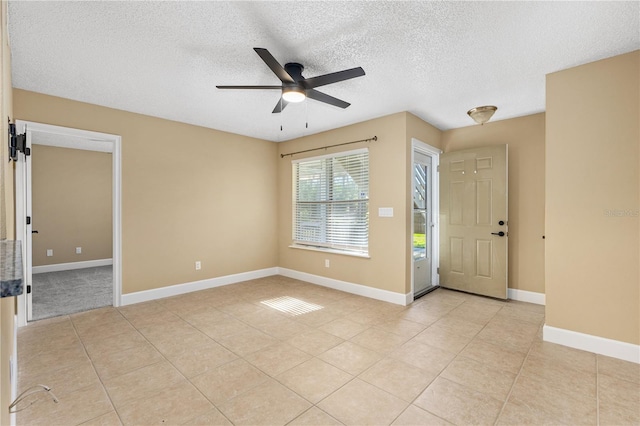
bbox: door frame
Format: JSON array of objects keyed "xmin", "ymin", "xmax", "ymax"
[
  {"xmin": 411, "ymin": 138, "xmax": 441, "ymax": 299},
  {"xmin": 15, "ymin": 121, "xmax": 122, "ymax": 326}
]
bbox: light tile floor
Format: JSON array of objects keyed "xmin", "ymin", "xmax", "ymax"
[{"xmin": 15, "ymin": 276, "xmax": 640, "ymax": 425}]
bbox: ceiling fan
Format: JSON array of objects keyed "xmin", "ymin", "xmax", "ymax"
[{"xmin": 216, "ymin": 48, "xmax": 365, "ymax": 113}]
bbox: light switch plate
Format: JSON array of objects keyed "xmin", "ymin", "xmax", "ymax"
[{"xmin": 378, "ymin": 207, "xmax": 394, "ymax": 217}]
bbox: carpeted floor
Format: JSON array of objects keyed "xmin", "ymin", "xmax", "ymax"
[{"xmin": 31, "ymin": 266, "xmax": 113, "ymax": 321}]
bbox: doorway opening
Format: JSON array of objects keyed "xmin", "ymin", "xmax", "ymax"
[
  {"xmin": 411, "ymin": 139, "xmax": 441, "ymax": 300},
  {"xmin": 15, "ymin": 121, "xmax": 122, "ymax": 326}
]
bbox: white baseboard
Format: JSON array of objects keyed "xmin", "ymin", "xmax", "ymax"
[
  {"xmin": 404, "ymin": 292, "xmax": 414, "ymax": 305},
  {"xmin": 278, "ymin": 267, "xmax": 411, "ymax": 306},
  {"xmin": 543, "ymin": 325, "xmax": 640, "ymax": 364},
  {"xmin": 508, "ymin": 288, "xmax": 545, "ymax": 305},
  {"xmin": 120, "ymin": 267, "xmax": 279, "ymax": 306},
  {"xmin": 33, "ymin": 258, "xmax": 113, "ymax": 274}
]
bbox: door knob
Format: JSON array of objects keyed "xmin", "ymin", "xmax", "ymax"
[
  {"xmin": 32, "ymin": 230, "xmax": 39, "ymax": 234},
  {"xmin": 491, "ymin": 231, "xmax": 505, "ymax": 237}
]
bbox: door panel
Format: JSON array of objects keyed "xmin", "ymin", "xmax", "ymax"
[
  {"xmin": 439, "ymin": 145, "xmax": 508, "ymax": 299},
  {"xmin": 476, "ymin": 180, "xmax": 492, "ymax": 225},
  {"xmin": 450, "ymin": 181, "xmax": 464, "ymax": 225},
  {"xmin": 450, "ymin": 237, "xmax": 464, "ymax": 273},
  {"xmin": 476, "ymin": 239, "xmax": 492, "ymax": 278}
]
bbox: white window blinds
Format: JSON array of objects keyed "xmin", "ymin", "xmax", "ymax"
[{"xmin": 293, "ymin": 149, "xmax": 369, "ymax": 255}]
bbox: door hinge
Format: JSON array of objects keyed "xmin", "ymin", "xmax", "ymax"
[
  {"xmin": 437, "ymin": 267, "xmax": 440, "ymax": 274},
  {"xmin": 8, "ymin": 122, "xmax": 28, "ymax": 160},
  {"xmin": 26, "ymin": 285, "xmax": 31, "ymax": 294},
  {"xmin": 436, "ymin": 165, "xmax": 440, "ymax": 172},
  {"xmin": 26, "ymin": 216, "xmax": 31, "ymax": 225}
]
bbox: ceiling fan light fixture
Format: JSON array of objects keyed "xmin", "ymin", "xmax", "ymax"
[
  {"xmin": 467, "ymin": 105, "xmax": 497, "ymax": 125},
  {"xmin": 282, "ymin": 86, "xmax": 306, "ymax": 103}
]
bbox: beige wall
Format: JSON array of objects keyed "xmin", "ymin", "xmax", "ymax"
[
  {"xmin": 442, "ymin": 113, "xmax": 546, "ymax": 294},
  {"xmin": 31, "ymin": 145, "xmax": 112, "ymax": 266},
  {"xmin": 278, "ymin": 112, "xmax": 442, "ymax": 296},
  {"xmin": 14, "ymin": 89, "xmax": 279, "ymax": 294},
  {"xmin": 546, "ymin": 51, "xmax": 639, "ymax": 345},
  {"xmin": 1, "ymin": 1, "xmax": 15, "ymax": 424}
]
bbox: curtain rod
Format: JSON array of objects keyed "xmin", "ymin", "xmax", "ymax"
[{"xmin": 280, "ymin": 136, "xmax": 377, "ymax": 158}]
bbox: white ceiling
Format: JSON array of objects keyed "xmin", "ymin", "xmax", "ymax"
[{"xmin": 8, "ymin": 1, "xmax": 639, "ymax": 142}]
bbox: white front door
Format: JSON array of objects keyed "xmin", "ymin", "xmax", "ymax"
[
  {"xmin": 439, "ymin": 145, "xmax": 508, "ymax": 299},
  {"xmin": 413, "ymin": 150, "xmax": 436, "ymax": 297}
]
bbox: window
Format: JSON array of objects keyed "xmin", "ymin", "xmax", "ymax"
[{"xmin": 293, "ymin": 148, "xmax": 369, "ymax": 255}]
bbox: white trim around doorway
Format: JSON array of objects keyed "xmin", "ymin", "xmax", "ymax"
[
  {"xmin": 14, "ymin": 121, "xmax": 122, "ymax": 327},
  {"xmin": 410, "ymin": 139, "xmax": 442, "ymax": 301}
]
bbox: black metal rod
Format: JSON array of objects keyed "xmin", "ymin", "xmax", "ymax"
[{"xmin": 280, "ymin": 136, "xmax": 377, "ymax": 158}]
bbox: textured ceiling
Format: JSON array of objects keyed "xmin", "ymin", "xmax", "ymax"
[{"xmin": 8, "ymin": 1, "xmax": 639, "ymax": 142}]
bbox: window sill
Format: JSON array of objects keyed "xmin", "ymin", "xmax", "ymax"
[{"xmin": 288, "ymin": 244, "xmax": 370, "ymax": 259}]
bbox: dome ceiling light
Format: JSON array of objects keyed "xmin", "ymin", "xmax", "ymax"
[{"xmin": 467, "ymin": 106, "xmax": 498, "ymax": 125}]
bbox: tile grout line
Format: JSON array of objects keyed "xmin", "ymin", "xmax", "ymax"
[
  {"xmin": 179, "ymin": 299, "xmax": 326, "ymax": 403},
  {"xmin": 118, "ymin": 304, "xmax": 238, "ymax": 425},
  {"xmin": 174, "ymin": 293, "xmax": 358, "ymax": 416},
  {"xmin": 288, "ymin": 346, "xmax": 387, "ymax": 424},
  {"xmin": 183, "ymin": 293, "xmax": 374, "ymax": 424},
  {"xmin": 190, "ymin": 290, "xmax": 533, "ymax": 421},
  {"xmin": 387, "ymin": 306, "xmax": 464, "ymax": 424},
  {"xmin": 27, "ymin": 301, "xmax": 334, "ymax": 425},
  {"xmin": 239, "ymin": 302, "xmax": 417, "ymax": 424},
  {"xmin": 110, "ymin": 303, "xmax": 231, "ymax": 418},
  {"xmin": 424, "ymin": 299, "xmax": 505, "ymax": 424},
  {"xmin": 22, "ymin": 284, "xmax": 553, "ymax": 426},
  {"xmin": 68, "ymin": 312, "xmax": 126, "ymax": 426},
  {"xmin": 493, "ymin": 323, "xmax": 539, "ymax": 425},
  {"xmin": 241, "ymin": 308, "xmax": 370, "ymax": 422},
  {"xmin": 385, "ymin": 297, "xmax": 502, "ymax": 425},
  {"xmin": 156, "ymin": 294, "xmax": 327, "ymax": 418}
]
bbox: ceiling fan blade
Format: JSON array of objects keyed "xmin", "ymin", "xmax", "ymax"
[
  {"xmin": 306, "ymin": 89, "xmax": 351, "ymax": 109},
  {"xmin": 302, "ymin": 67, "xmax": 365, "ymax": 89},
  {"xmin": 272, "ymin": 98, "xmax": 289, "ymax": 114},
  {"xmin": 254, "ymin": 48, "xmax": 295, "ymax": 84},
  {"xmin": 216, "ymin": 85, "xmax": 282, "ymax": 90}
]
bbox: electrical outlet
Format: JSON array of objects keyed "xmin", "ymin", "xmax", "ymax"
[
  {"xmin": 195, "ymin": 261, "xmax": 201, "ymax": 270},
  {"xmin": 325, "ymin": 259, "xmax": 330, "ymax": 268},
  {"xmin": 46, "ymin": 249, "xmax": 53, "ymax": 257},
  {"xmin": 76, "ymin": 247, "xmax": 82, "ymax": 254}
]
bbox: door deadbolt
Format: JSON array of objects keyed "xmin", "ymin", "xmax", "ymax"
[{"xmin": 498, "ymin": 220, "xmax": 505, "ymax": 226}]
